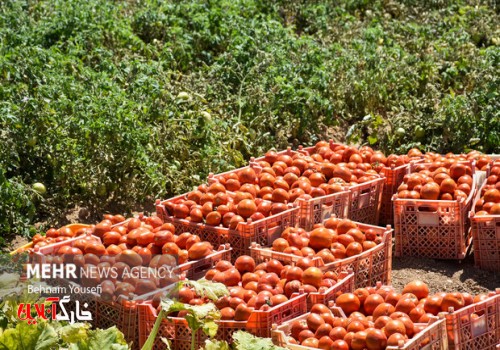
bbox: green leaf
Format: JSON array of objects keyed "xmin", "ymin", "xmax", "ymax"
[
  {"xmin": 202, "ymin": 321, "xmax": 218, "ymax": 338},
  {"xmin": 34, "ymin": 323, "xmax": 58, "ymax": 350},
  {"xmin": 59, "ymin": 323, "xmax": 91, "ymax": 344},
  {"xmin": 202, "ymin": 338, "xmax": 230, "ymax": 350},
  {"xmin": 183, "ymin": 280, "xmax": 229, "ymax": 302},
  {"xmin": 87, "ymin": 327, "xmax": 128, "ymax": 350},
  {"xmin": 368, "ymin": 135, "xmax": 378, "ymax": 145},
  {"xmin": 0, "ymin": 321, "xmax": 57, "ymax": 350},
  {"xmin": 232, "ymin": 331, "xmax": 286, "ymax": 350}
]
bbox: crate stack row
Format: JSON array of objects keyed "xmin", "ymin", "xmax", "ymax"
[{"xmin": 12, "ymin": 143, "xmax": 500, "ymax": 350}]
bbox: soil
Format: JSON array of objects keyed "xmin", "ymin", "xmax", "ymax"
[{"xmin": 391, "ymin": 254, "xmax": 500, "ymax": 294}]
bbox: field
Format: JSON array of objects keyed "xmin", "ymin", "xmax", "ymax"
[
  {"xmin": 0, "ymin": 0, "xmax": 499, "ymax": 242},
  {"xmin": 1, "ymin": 0, "xmax": 500, "ymax": 341}
]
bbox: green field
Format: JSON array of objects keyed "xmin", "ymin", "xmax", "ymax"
[{"xmin": 0, "ymin": 0, "xmax": 498, "ymax": 240}]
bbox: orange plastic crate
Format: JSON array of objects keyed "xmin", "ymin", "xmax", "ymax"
[
  {"xmin": 470, "ymin": 182, "xmax": 500, "ymax": 271},
  {"xmin": 296, "ymin": 189, "xmax": 350, "ymax": 230},
  {"xmin": 271, "ymin": 308, "xmax": 447, "ymax": 350},
  {"xmin": 218, "ymin": 150, "xmax": 351, "ymax": 231},
  {"xmin": 348, "ymin": 176, "xmax": 384, "ymax": 225},
  {"xmin": 94, "ymin": 298, "xmax": 140, "ymax": 349},
  {"xmin": 138, "ymin": 292, "xmax": 308, "ymax": 349},
  {"xmin": 444, "ymin": 289, "xmax": 500, "ymax": 350},
  {"xmin": 250, "ymin": 221, "xmax": 393, "ymax": 288},
  {"xmin": 393, "ymin": 161, "xmax": 477, "ymax": 260},
  {"xmin": 297, "ymin": 142, "xmax": 385, "ymax": 225},
  {"xmin": 30, "ymin": 233, "xmax": 102, "ymax": 275},
  {"xmin": 156, "ymin": 196, "xmax": 299, "ymax": 260},
  {"xmin": 378, "ymin": 159, "xmax": 424, "ymax": 226},
  {"xmin": 39, "ymin": 279, "xmax": 141, "ymax": 349}
]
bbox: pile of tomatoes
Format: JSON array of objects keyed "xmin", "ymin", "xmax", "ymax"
[
  {"xmin": 33, "ymin": 214, "xmax": 222, "ymax": 301},
  {"xmin": 474, "ymin": 160, "xmax": 500, "ymax": 215},
  {"xmin": 162, "ymin": 145, "xmax": 388, "ymax": 229},
  {"xmin": 302, "ymin": 142, "xmax": 414, "ymax": 172},
  {"xmin": 283, "ymin": 280, "xmax": 490, "ymax": 349},
  {"xmin": 268, "ymin": 217, "xmax": 384, "ymax": 262},
  {"xmin": 395, "ymin": 161, "xmax": 474, "ymax": 201}
]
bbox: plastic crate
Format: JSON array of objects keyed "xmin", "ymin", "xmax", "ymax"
[
  {"xmin": 393, "ymin": 175, "xmax": 477, "ymax": 260},
  {"xmin": 296, "ymin": 189, "xmax": 350, "ymax": 230},
  {"xmin": 348, "ymin": 176, "xmax": 385, "ymax": 225},
  {"xmin": 444, "ymin": 289, "xmax": 500, "ymax": 350},
  {"xmin": 306, "ymin": 271, "xmax": 355, "ymax": 311},
  {"xmin": 378, "ymin": 159, "xmax": 425, "ymax": 226},
  {"xmin": 138, "ymin": 292, "xmax": 308, "ymax": 349},
  {"xmin": 11, "ymin": 223, "xmax": 92, "ymax": 256},
  {"xmin": 470, "ymin": 182, "xmax": 500, "ymax": 271},
  {"xmin": 250, "ymin": 221, "xmax": 393, "ymax": 288},
  {"xmin": 94, "ymin": 297, "xmax": 141, "ymax": 349},
  {"xmin": 271, "ymin": 309, "xmax": 447, "ymax": 350},
  {"xmin": 38, "ymin": 277, "xmax": 141, "ymax": 349},
  {"xmin": 30, "ymin": 233, "xmax": 101, "ymax": 265},
  {"xmin": 297, "ymin": 142, "xmax": 385, "ymax": 225},
  {"xmin": 156, "ymin": 196, "xmax": 299, "ymax": 260},
  {"xmin": 228, "ymin": 205, "xmax": 298, "ymax": 259}
]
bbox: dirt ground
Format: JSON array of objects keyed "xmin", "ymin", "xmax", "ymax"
[{"xmin": 391, "ymin": 254, "xmax": 500, "ymax": 294}]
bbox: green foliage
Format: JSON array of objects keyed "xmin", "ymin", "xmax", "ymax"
[
  {"xmin": 0, "ymin": 281, "xmax": 129, "ymax": 349},
  {"xmin": 184, "ymin": 279, "xmax": 230, "ymax": 302},
  {"xmin": 0, "ymin": 169, "xmax": 37, "ymax": 239},
  {"xmin": 0, "ymin": 0, "xmax": 498, "ymax": 239},
  {"xmin": 202, "ymin": 331, "xmax": 287, "ymax": 350}
]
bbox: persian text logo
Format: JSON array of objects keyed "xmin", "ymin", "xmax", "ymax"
[{"xmin": 17, "ymin": 296, "xmax": 92, "ymax": 325}]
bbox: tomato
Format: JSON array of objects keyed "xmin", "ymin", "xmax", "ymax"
[
  {"xmin": 366, "ymin": 328, "xmax": 387, "ymax": 350},
  {"xmin": 364, "ymin": 293, "xmax": 385, "ymax": 315},
  {"xmin": 402, "ymin": 280, "xmax": 429, "ymax": 300},
  {"xmin": 385, "ymin": 319, "xmax": 406, "ymax": 337},
  {"xmin": 234, "ymin": 304, "xmax": 253, "ymax": 321},
  {"xmin": 441, "ymin": 292, "xmax": 465, "ymax": 312},
  {"xmin": 32, "ymin": 182, "xmax": 46, "ymax": 195},
  {"xmin": 220, "ymin": 307, "xmax": 235, "ymax": 320},
  {"xmin": 309, "ymin": 227, "xmax": 334, "ymax": 250},
  {"xmin": 336, "ymin": 293, "xmax": 361, "ymax": 315},
  {"xmin": 116, "ymin": 249, "xmax": 143, "ymax": 267}
]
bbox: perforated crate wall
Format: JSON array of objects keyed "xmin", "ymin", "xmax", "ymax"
[
  {"xmin": 139, "ymin": 292, "xmax": 308, "ymax": 349},
  {"xmin": 471, "ymin": 182, "xmax": 500, "ymax": 271},
  {"xmin": 296, "ymin": 189, "xmax": 350, "ymax": 230},
  {"xmin": 393, "ymin": 193, "xmax": 474, "ymax": 260},
  {"xmin": 348, "ymin": 177, "xmax": 384, "ymax": 225},
  {"xmin": 251, "ymin": 221, "xmax": 393, "ymax": 289},
  {"xmin": 228, "ymin": 206, "xmax": 299, "ymax": 259},
  {"xmin": 378, "ymin": 160, "xmax": 424, "ymax": 226},
  {"xmin": 471, "ymin": 214, "xmax": 500, "ymax": 271},
  {"xmin": 445, "ymin": 290, "xmax": 500, "ymax": 350},
  {"xmin": 139, "ymin": 303, "xmax": 207, "ymax": 350}
]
